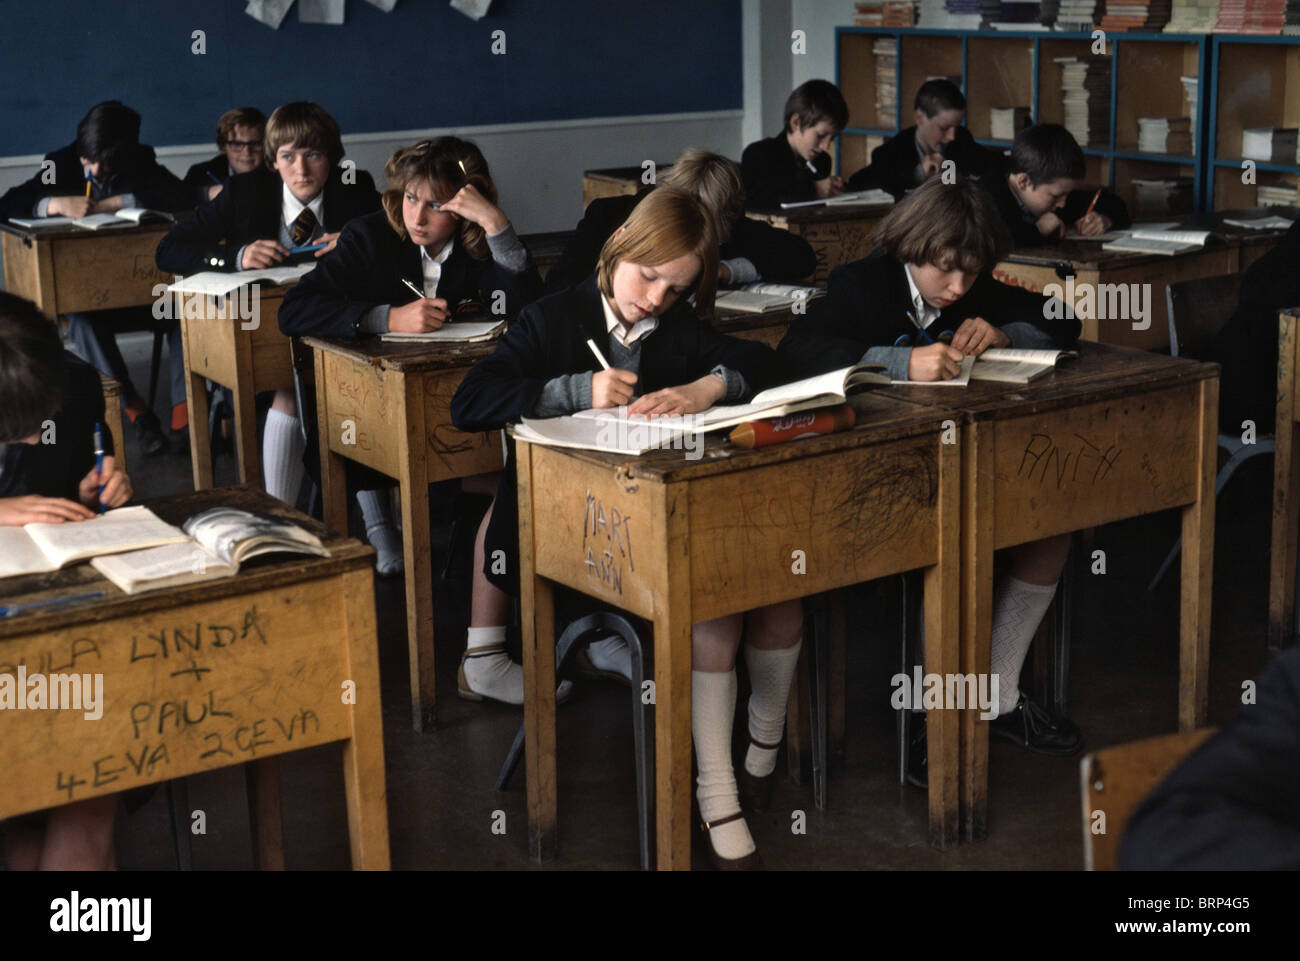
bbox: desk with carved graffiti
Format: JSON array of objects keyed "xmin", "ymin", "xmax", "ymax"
[
  {"xmin": 894, "ymin": 342, "xmax": 1218, "ymax": 842},
  {"xmin": 0, "ymin": 222, "xmax": 173, "ymax": 318},
  {"xmin": 745, "ymin": 202, "xmax": 893, "ymax": 285},
  {"xmin": 515, "ymin": 393, "xmax": 962, "ymax": 869},
  {"xmin": 302, "ymin": 336, "xmax": 504, "ymax": 733}
]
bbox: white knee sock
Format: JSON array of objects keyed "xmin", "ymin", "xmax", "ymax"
[
  {"xmin": 743, "ymin": 642, "xmax": 802, "ymax": 777},
  {"xmin": 692, "ymin": 669, "xmax": 755, "ymax": 860},
  {"xmin": 357, "ymin": 488, "xmax": 403, "ymax": 575},
  {"xmin": 990, "ymin": 576, "xmax": 1058, "ymax": 715},
  {"xmin": 262, "ymin": 409, "xmax": 305, "ymax": 506},
  {"xmin": 463, "ymin": 625, "xmax": 521, "ymax": 703}
]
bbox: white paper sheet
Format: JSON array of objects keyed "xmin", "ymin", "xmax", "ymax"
[
  {"xmin": 299, "ymin": 0, "xmax": 345, "ymax": 24},
  {"xmin": 245, "ymin": 0, "xmax": 295, "ymax": 29}
]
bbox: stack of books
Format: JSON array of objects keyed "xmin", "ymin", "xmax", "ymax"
[
  {"xmin": 1138, "ymin": 117, "xmax": 1192, "ymax": 155},
  {"xmin": 1215, "ymin": 0, "xmax": 1287, "ymax": 32},
  {"xmin": 874, "ymin": 38, "xmax": 898, "ymax": 129},
  {"xmin": 1100, "ymin": 0, "xmax": 1172, "ymax": 30},
  {"xmin": 1039, "ymin": 0, "xmax": 1061, "ymax": 25},
  {"xmin": 1163, "ymin": 0, "xmax": 1220, "ymax": 31},
  {"xmin": 1259, "ymin": 182, "xmax": 1299, "ymax": 206},
  {"xmin": 1286, "ymin": 0, "xmax": 1300, "ymax": 35},
  {"xmin": 991, "ymin": 106, "xmax": 1032, "ymax": 140},
  {"xmin": 987, "ymin": 0, "xmax": 1049, "ymax": 27},
  {"xmin": 915, "ymin": 0, "xmax": 951, "ymax": 26},
  {"xmin": 1054, "ymin": 0, "xmax": 1103, "ymax": 28},
  {"xmin": 1242, "ymin": 127, "xmax": 1298, "ymax": 163},
  {"xmin": 853, "ymin": 1, "xmax": 885, "ymax": 25},
  {"xmin": 883, "ymin": 0, "xmax": 918, "ymax": 25},
  {"xmin": 1055, "ymin": 56, "xmax": 1111, "ymax": 148},
  {"xmin": 938, "ymin": 0, "xmax": 987, "ymax": 28},
  {"xmin": 1181, "ymin": 76, "xmax": 1198, "ymax": 150},
  {"xmin": 1133, "ymin": 178, "xmax": 1194, "ymax": 217}
]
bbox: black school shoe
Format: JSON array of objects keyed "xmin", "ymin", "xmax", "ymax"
[
  {"xmin": 133, "ymin": 410, "xmax": 168, "ymax": 457},
  {"xmin": 989, "ymin": 693, "xmax": 1082, "ymax": 756}
]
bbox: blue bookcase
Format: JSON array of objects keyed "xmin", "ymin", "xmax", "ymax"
[{"xmin": 835, "ymin": 27, "xmax": 1212, "ymax": 211}]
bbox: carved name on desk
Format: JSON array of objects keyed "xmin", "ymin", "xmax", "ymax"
[
  {"xmin": 583, "ymin": 490, "xmax": 634, "ymax": 595},
  {"xmin": 1017, "ymin": 432, "xmax": 1122, "ymax": 489}
]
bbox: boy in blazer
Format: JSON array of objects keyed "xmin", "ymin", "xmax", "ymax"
[
  {"xmin": 544, "ymin": 148, "xmax": 816, "ymax": 295},
  {"xmin": 181, "ymin": 107, "xmax": 267, "ymax": 205},
  {"xmin": 741, "ymin": 80, "xmax": 850, "ymax": 210}
]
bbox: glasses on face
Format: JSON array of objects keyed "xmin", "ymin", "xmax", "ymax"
[{"xmin": 226, "ymin": 140, "xmax": 264, "ymax": 153}]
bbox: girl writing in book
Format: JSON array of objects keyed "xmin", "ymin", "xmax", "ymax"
[
  {"xmin": 277, "ymin": 136, "xmax": 542, "ymax": 573},
  {"xmin": 779, "ymin": 176, "xmax": 1085, "ymax": 758},
  {"xmin": 451, "ymin": 187, "xmax": 795, "ymax": 869}
]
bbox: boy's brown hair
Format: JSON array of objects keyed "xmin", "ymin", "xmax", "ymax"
[
  {"xmin": 782, "ymin": 80, "xmax": 849, "ymax": 134},
  {"xmin": 0, "ymin": 291, "xmax": 64, "ymax": 444},
  {"xmin": 873, "ymin": 176, "xmax": 1012, "ymax": 273},
  {"xmin": 264, "ymin": 102, "xmax": 344, "ymax": 166},
  {"xmin": 596, "ymin": 186, "xmax": 718, "ymax": 314},
  {"xmin": 659, "ymin": 148, "xmax": 745, "ymax": 245},
  {"xmin": 380, "ymin": 137, "xmax": 498, "ymax": 260},
  {"xmin": 216, "ymin": 107, "xmax": 266, "ymax": 149}
]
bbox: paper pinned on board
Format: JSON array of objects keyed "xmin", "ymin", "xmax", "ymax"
[
  {"xmin": 450, "ymin": 0, "xmax": 492, "ymax": 20},
  {"xmin": 299, "ymin": 0, "xmax": 345, "ymax": 24},
  {"xmin": 361, "ymin": 0, "xmax": 399, "ymax": 10},
  {"xmin": 245, "ymin": 0, "xmax": 295, "ymax": 30}
]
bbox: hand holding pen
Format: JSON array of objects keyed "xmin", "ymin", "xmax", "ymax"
[{"xmin": 388, "ymin": 279, "xmax": 449, "ymax": 332}]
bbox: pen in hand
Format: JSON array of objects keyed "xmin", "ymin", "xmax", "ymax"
[
  {"xmin": 586, "ymin": 338, "xmax": 612, "ymax": 370},
  {"xmin": 93, "ymin": 422, "xmax": 106, "ymax": 514}
]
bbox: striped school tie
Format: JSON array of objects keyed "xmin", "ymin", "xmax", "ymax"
[{"xmin": 290, "ymin": 208, "xmax": 318, "ymax": 246}]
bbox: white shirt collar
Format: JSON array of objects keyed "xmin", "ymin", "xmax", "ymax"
[
  {"xmin": 601, "ymin": 293, "xmax": 659, "ymax": 349},
  {"xmin": 282, "ymin": 182, "xmax": 325, "ymax": 231},
  {"xmin": 420, "ymin": 239, "xmax": 455, "ymax": 268},
  {"xmin": 903, "ymin": 264, "xmax": 941, "ymax": 329}
]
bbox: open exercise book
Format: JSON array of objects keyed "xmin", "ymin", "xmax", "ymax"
[
  {"xmin": 1102, "ymin": 226, "xmax": 1219, "ymax": 256},
  {"xmin": 892, "ymin": 349, "xmax": 1075, "ymax": 387},
  {"xmin": 513, "ymin": 363, "xmax": 890, "ymax": 454},
  {"xmin": 715, "ymin": 283, "xmax": 824, "ymax": 314},
  {"xmin": 90, "ymin": 507, "xmax": 330, "ymax": 594},
  {"xmin": 779, "ymin": 188, "xmax": 894, "ymax": 210},
  {"xmin": 165, "ymin": 264, "xmax": 316, "ymax": 298},
  {"xmin": 10, "ymin": 208, "xmax": 174, "ymax": 230},
  {"xmin": 0, "ymin": 506, "xmax": 188, "ymax": 579},
  {"xmin": 380, "ymin": 319, "xmax": 505, "ymax": 343}
]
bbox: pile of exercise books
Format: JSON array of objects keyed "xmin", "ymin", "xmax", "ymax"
[
  {"xmin": 853, "ymin": 1, "xmax": 884, "ymax": 24},
  {"xmin": 1215, "ymin": 0, "xmax": 1287, "ymax": 32},
  {"xmin": 874, "ymin": 37, "xmax": 898, "ymax": 128},
  {"xmin": 916, "ymin": 0, "xmax": 984, "ymax": 28},
  {"xmin": 1054, "ymin": 0, "xmax": 1103, "ymax": 28},
  {"xmin": 1100, "ymin": 0, "xmax": 1172, "ymax": 30},
  {"xmin": 1181, "ymin": 76, "xmax": 1199, "ymax": 148},
  {"xmin": 987, "ymin": 0, "xmax": 1049, "ymax": 27},
  {"xmin": 1133, "ymin": 178, "xmax": 1194, "ymax": 216},
  {"xmin": 1138, "ymin": 116, "xmax": 1192, "ymax": 155},
  {"xmin": 1242, "ymin": 127, "xmax": 1299, "ymax": 163},
  {"xmin": 991, "ymin": 107, "xmax": 1032, "ymax": 140},
  {"xmin": 1055, "ymin": 56, "xmax": 1111, "ymax": 148},
  {"xmin": 883, "ymin": 1, "xmax": 918, "ymax": 25},
  {"xmin": 1259, "ymin": 182, "xmax": 1299, "ymax": 206},
  {"xmin": 1163, "ymin": 0, "xmax": 1220, "ymax": 30},
  {"xmin": 1287, "ymin": 0, "xmax": 1300, "ymax": 34}
]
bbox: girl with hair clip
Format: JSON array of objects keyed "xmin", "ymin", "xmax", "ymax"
[
  {"xmin": 452, "ymin": 187, "xmax": 795, "ymax": 869},
  {"xmin": 278, "ymin": 136, "xmax": 542, "ymax": 574}
]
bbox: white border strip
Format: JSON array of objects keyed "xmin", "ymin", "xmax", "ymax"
[{"xmin": 0, "ymin": 109, "xmax": 744, "ymax": 169}]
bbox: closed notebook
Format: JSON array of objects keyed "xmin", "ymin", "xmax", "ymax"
[
  {"xmin": 379, "ymin": 320, "xmax": 506, "ymax": 343},
  {"xmin": 0, "ymin": 505, "xmax": 188, "ymax": 579},
  {"xmin": 72, "ymin": 208, "xmax": 174, "ymax": 230}
]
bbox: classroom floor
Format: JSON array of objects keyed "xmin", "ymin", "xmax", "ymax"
[{"xmin": 87, "ymin": 336, "xmax": 1276, "ymax": 870}]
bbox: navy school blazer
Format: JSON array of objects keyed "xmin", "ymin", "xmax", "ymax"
[
  {"xmin": 277, "ymin": 209, "xmax": 543, "ymax": 338},
  {"xmin": 0, "ymin": 142, "xmax": 191, "ymax": 221}
]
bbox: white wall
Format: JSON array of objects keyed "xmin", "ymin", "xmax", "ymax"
[
  {"xmin": 0, "ymin": 111, "xmax": 742, "ymax": 237},
  {"xmin": 790, "ymin": 0, "xmax": 856, "ymax": 91}
]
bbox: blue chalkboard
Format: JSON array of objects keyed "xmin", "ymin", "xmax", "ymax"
[{"xmin": 0, "ymin": 0, "xmax": 742, "ymax": 156}]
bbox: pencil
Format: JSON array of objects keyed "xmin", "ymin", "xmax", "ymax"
[
  {"xmin": 402, "ymin": 278, "xmax": 427, "ymax": 299},
  {"xmin": 586, "ymin": 338, "xmax": 612, "ymax": 370},
  {"xmin": 84, "ymin": 175, "xmax": 91, "ymax": 199},
  {"xmin": 1084, "ymin": 188, "xmax": 1102, "ymax": 219}
]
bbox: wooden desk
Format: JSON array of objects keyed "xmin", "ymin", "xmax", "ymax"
[
  {"xmin": 1269, "ymin": 309, "xmax": 1300, "ymax": 650},
  {"xmin": 745, "ymin": 203, "xmax": 892, "ymax": 285},
  {"xmin": 0, "ymin": 486, "xmax": 389, "ymax": 869},
  {"xmin": 178, "ymin": 286, "xmax": 295, "ymax": 492},
  {"xmin": 712, "ymin": 305, "xmax": 797, "ymax": 350},
  {"xmin": 1187, "ymin": 206, "xmax": 1297, "ymax": 273},
  {"xmin": 581, "ymin": 165, "xmax": 670, "ymax": 210},
  {"xmin": 517, "ymin": 394, "xmax": 962, "ymax": 869},
  {"xmin": 520, "ymin": 230, "xmax": 575, "ymax": 281},
  {"xmin": 893, "ymin": 344, "xmax": 1218, "ymax": 841},
  {"xmin": 99, "ymin": 373, "xmax": 125, "ymax": 474},
  {"xmin": 304, "ymin": 336, "xmax": 504, "ymax": 732},
  {"xmin": 1, "ymin": 223, "xmax": 173, "ymax": 318}
]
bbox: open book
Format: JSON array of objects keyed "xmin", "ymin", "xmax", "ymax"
[
  {"xmin": 72, "ymin": 208, "xmax": 175, "ymax": 230},
  {"xmin": 891, "ymin": 355, "xmax": 975, "ymax": 386},
  {"xmin": 0, "ymin": 506, "xmax": 188, "ymax": 579},
  {"xmin": 90, "ymin": 507, "xmax": 329, "ymax": 594},
  {"xmin": 1222, "ymin": 215, "xmax": 1295, "ymax": 231},
  {"xmin": 715, "ymin": 283, "xmax": 824, "ymax": 314},
  {"xmin": 8, "ymin": 215, "xmax": 75, "ymax": 229},
  {"xmin": 515, "ymin": 364, "xmax": 889, "ymax": 454},
  {"xmin": 779, "ymin": 188, "xmax": 894, "ymax": 210},
  {"xmin": 165, "ymin": 264, "xmax": 316, "ymax": 298},
  {"xmin": 380, "ymin": 319, "xmax": 505, "ymax": 343},
  {"xmin": 969, "ymin": 348, "xmax": 1077, "ymax": 384},
  {"xmin": 1102, "ymin": 227, "xmax": 1217, "ymax": 256}
]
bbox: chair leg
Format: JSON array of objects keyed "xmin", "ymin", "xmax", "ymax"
[
  {"xmin": 806, "ymin": 595, "xmax": 829, "ymax": 811},
  {"xmin": 148, "ymin": 331, "xmax": 164, "ymax": 412},
  {"xmin": 165, "ymin": 779, "xmax": 193, "ymax": 871}
]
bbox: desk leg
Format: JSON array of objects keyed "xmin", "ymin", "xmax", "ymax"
[
  {"xmin": 829, "ymin": 590, "xmax": 847, "ymax": 759},
  {"xmin": 246, "ymin": 757, "xmax": 285, "ymax": 870},
  {"xmin": 398, "ymin": 376, "xmax": 435, "ymax": 732},
  {"xmin": 231, "ymin": 366, "xmax": 260, "ymax": 488},
  {"xmin": 960, "ymin": 422, "xmax": 994, "ymax": 843},
  {"xmin": 340, "ymin": 567, "xmax": 391, "ymax": 869},
  {"xmin": 927, "ymin": 433, "xmax": 961, "ymax": 849},
  {"xmin": 1270, "ymin": 314, "xmax": 1300, "ymax": 650},
  {"xmin": 314, "ymin": 349, "xmax": 349, "ymax": 537},
  {"xmin": 655, "ymin": 487, "xmax": 694, "ymax": 871},
  {"xmin": 519, "ymin": 443, "xmax": 559, "ymax": 861},
  {"xmin": 184, "ymin": 328, "xmax": 213, "ymax": 491},
  {"xmin": 1180, "ymin": 377, "xmax": 1217, "ymax": 730}
]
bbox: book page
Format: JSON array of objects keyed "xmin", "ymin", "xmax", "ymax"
[
  {"xmin": 751, "ymin": 366, "xmax": 856, "ymax": 407},
  {"xmin": 379, "ymin": 320, "xmax": 505, "ymax": 343},
  {"xmin": 90, "ymin": 542, "xmax": 234, "ymax": 591},
  {"xmin": 1223, "ymin": 215, "xmax": 1295, "ymax": 230},
  {"xmin": 1102, "ymin": 237, "xmax": 1192, "ymax": 256},
  {"xmin": 23, "ymin": 505, "xmax": 188, "ymax": 569},
  {"xmin": 72, "ymin": 213, "xmax": 133, "ymax": 230},
  {"xmin": 1130, "ymin": 228, "xmax": 1212, "ymax": 245},
  {"xmin": 0, "ymin": 527, "xmax": 58, "ymax": 578},
  {"xmin": 166, "ymin": 264, "xmax": 315, "ymax": 297},
  {"xmin": 183, "ymin": 507, "xmax": 325, "ymax": 567},
  {"xmin": 979, "ymin": 348, "xmax": 1074, "ymax": 365}
]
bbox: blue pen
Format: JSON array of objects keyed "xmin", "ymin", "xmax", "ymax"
[
  {"xmin": 93, "ymin": 422, "xmax": 106, "ymax": 513},
  {"xmin": 0, "ymin": 591, "xmax": 106, "ymax": 618},
  {"xmin": 206, "ymin": 171, "xmax": 223, "ymax": 186},
  {"xmin": 288, "ymin": 241, "xmax": 328, "ymax": 255}
]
